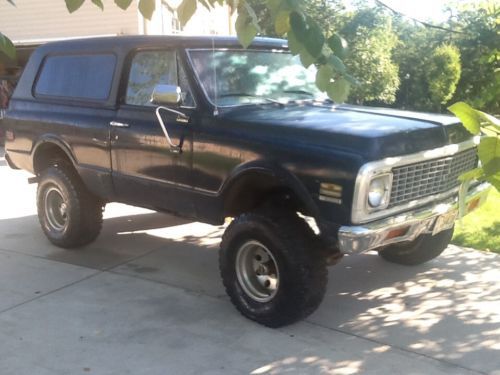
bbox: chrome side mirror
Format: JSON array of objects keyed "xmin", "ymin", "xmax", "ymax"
[{"xmin": 151, "ymin": 84, "xmax": 182, "ymax": 105}]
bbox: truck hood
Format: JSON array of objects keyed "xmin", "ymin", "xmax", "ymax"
[{"xmin": 219, "ymin": 103, "xmax": 471, "ymax": 160}]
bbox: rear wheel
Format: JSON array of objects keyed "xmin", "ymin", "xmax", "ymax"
[
  {"xmin": 219, "ymin": 210, "xmax": 328, "ymax": 327},
  {"xmin": 378, "ymin": 228, "xmax": 454, "ymax": 266},
  {"xmin": 37, "ymin": 166, "xmax": 103, "ymax": 248}
]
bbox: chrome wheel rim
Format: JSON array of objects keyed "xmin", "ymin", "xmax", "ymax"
[
  {"xmin": 44, "ymin": 186, "xmax": 68, "ymax": 232},
  {"xmin": 235, "ymin": 240, "xmax": 280, "ymax": 302}
]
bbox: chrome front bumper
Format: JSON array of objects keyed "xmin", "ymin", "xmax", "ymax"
[{"xmin": 338, "ymin": 182, "xmax": 491, "ymax": 253}]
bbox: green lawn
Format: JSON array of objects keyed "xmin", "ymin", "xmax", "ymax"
[{"xmin": 452, "ymin": 188, "xmax": 500, "ymax": 253}]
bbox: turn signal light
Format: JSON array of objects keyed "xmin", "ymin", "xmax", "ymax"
[{"xmin": 385, "ymin": 226, "xmax": 409, "ymax": 240}]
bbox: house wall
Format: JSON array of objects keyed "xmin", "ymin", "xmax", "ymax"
[
  {"xmin": 0, "ymin": 1, "xmax": 140, "ymax": 43},
  {"xmin": 0, "ymin": 0, "xmax": 235, "ymax": 44}
]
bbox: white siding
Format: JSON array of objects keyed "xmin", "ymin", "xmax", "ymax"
[
  {"xmin": 183, "ymin": 5, "xmax": 235, "ymax": 35},
  {"xmin": 0, "ymin": 0, "xmax": 139, "ymax": 43}
]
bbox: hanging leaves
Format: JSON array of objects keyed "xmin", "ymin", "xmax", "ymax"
[
  {"xmin": 235, "ymin": 1, "xmax": 260, "ymax": 48},
  {"xmin": 138, "ymin": 0, "xmax": 155, "ymax": 20},
  {"xmin": 448, "ymin": 101, "xmax": 500, "ymax": 191},
  {"xmin": 327, "ymin": 78, "xmax": 350, "ymax": 103},
  {"xmin": 178, "ymin": 0, "xmax": 197, "ymax": 27},
  {"xmin": 114, "ymin": 0, "xmax": 133, "ymax": 11},
  {"xmin": 91, "ymin": 0, "xmax": 104, "ymax": 10},
  {"xmin": 0, "ymin": 32, "xmax": 16, "ymax": 60},
  {"xmin": 65, "ymin": 0, "xmax": 85, "ymax": 13},
  {"xmin": 327, "ymin": 34, "xmax": 348, "ymax": 59}
]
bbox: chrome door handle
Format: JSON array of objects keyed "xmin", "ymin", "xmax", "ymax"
[{"xmin": 110, "ymin": 121, "xmax": 129, "ymax": 128}]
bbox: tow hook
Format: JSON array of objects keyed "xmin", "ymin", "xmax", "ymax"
[{"xmin": 27, "ymin": 176, "xmax": 39, "ymax": 184}]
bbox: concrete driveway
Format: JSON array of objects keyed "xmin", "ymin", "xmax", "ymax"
[{"xmin": 0, "ymin": 147, "xmax": 499, "ymax": 375}]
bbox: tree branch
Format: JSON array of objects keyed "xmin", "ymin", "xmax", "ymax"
[{"xmin": 375, "ymin": 0, "xmax": 468, "ymax": 35}]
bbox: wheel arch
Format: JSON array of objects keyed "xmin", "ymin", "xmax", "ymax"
[
  {"xmin": 32, "ymin": 136, "xmax": 77, "ymax": 175},
  {"xmin": 221, "ymin": 161, "xmax": 320, "ymax": 219}
]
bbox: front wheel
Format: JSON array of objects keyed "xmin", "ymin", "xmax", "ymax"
[
  {"xmin": 378, "ymin": 228, "xmax": 454, "ymax": 266},
  {"xmin": 219, "ymin": 211, "xmax": 328, "ymax": 327}
]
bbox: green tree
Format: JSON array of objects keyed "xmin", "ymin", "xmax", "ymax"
[
  {"xmin": 341, "ymin": 8, "xmax": 400, "ymax": 104},
  {"xmin": 392, "ymin": 20, "xmax": 462, "ymax": 112},
  {"xmin": 426, "ymin": 44, "xmax": 461, "ymax": 106},
  {"xmin": 447, "ymin": 1, "xmax": 499, "ymax": 114}
]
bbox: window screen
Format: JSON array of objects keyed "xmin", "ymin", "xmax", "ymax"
[{"xmin": 35, "ymin": 54, "xmax": 116, "ymax": 100}]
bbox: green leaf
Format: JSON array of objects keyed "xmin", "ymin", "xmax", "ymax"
[
  {"xmin": 114, "ymin": 0, "xmax": 133, "ymax": 10},
  {"xmin": 478, "ymin": 136, "xmax": 500, "ymax": 177},
  {"xmin": 299, "ymin": 49, "xmax": 315, "ymax": 68},
  {"xmin": 458, "ymin": 167, "xmax": 484, "ymax": 182},
  {"xmin": 315, "ymin": 65, "xmax": 333, "ymax": 92},
  {"xmin": 274, "ymin": 10, "xmax": 290, "ymax": 35},
  {"xmin": 242, "ymin": 1, "xmax": 260, "ymax": 26},
  {"xmin": 287, "ymin": 28, "xmax": 302, "ymax": 55},
  {"xmin": 326, "ymin": 77, "xmax": 350, "ymax": 103},
  {"xmin": 0, "ymin": 32, "xmax": 16, "ymax": 60},
  {"xmin": 327, "ymin": 34, "xmax": 347, "ymax": 59},
  {"xmin": 65, "ymin": 0, "xmax": 85, "ymax": 13},
  {"xmin": 486, "ymin": 174, "xmax": 500, "ymax": 192},
  {"xmin": 198, "ymin": 0, "xmax": 212, "ymax": 10},
  {"xmin": 91, "ymin": 0, "xmax": 104, "ymax": 10},
  {"xmin": 289, "ymin": 11, "xmax": 307, "ymax": 42},
  {"xmin": 447, "ymin": 102, "xmax": 482, "ymax": 135},
  {"xmin": 303, "ymin": 18, "xmax": 324, "ymax": 58},
  {"xmin": 235, "ymin": 13, "xmax": 258, "ymax": 49},
  {"xmin": 477, "ymin": 111, "xmax": 500, "ymax": 129},
  {"xmin": 178, "ymin": 0, "xmax": 197, "ymax": 27},
  {"xmin": 139, "ymin": 0, "xmax": 155, "ymax": 20},
  {"xmin": 328, "ymin": 55, "xmax": 346, "ymax": 74}
]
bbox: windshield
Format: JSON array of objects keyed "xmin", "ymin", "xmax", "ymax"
[{"xmin": 188, "ymin": 49, "xmax": 327, "ymax": 106}]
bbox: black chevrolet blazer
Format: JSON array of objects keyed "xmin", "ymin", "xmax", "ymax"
[{"xmin": 3, "ymin": 35, "xmax": 491, "ymax": 326}]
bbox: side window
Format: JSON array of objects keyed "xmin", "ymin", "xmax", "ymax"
[
  {"xmin": 35, "ymin": 54, "xmax": 116, "ymax": 100},
  {"xmin": 126, "ymin": 51, "xmax": 177, "ymax": 106},
  {"xmin": 126, "ymin": 50, "xmax": 194, "ymax": 107}
]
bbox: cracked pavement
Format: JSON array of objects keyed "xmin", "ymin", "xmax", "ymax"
[{"xmin": 0, "ymin": 147, "xmax": 499, "ymax": 375}]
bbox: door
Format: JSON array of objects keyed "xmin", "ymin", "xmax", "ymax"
[{"xmin": 111, "ymin": 49, "xmax": 197, "ymax": 216}]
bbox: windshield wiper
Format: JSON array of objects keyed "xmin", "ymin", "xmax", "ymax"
[
  {"xmin": 282, "ymin": 90, "xmax": 334, "ymax": 105},
  {"xmin": 218, "ymin": 93, "xmax": 283, "ymax": 106},
  {"xmin": 281, "ymin": 90, "xmax": 315, "ymax": 97}
]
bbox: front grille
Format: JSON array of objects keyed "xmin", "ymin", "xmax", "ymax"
[{"xmin": 389, "ymin": 148, "xmax": 477, "ymax": 207}]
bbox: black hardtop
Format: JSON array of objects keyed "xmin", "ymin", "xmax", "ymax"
[
  {"xmin": 33, "ymin": 35, "xmax": 288, "ymax": 55},
  {"xmin": 13, "ymin": 35, "xmax": 286, "ymax": 105}
]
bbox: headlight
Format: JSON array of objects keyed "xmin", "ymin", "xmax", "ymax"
[{"xmin": 367, "ymin": 174, "xmax": 391, "ymax": 209}]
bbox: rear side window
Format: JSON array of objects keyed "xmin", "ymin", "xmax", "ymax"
[{"xmin": 35, "ymin": 54, "xmax": 116, "ymax": 101}]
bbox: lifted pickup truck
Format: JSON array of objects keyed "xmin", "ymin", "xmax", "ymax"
[{"xmin": 3, "ymin": 36, "xmax": 490, "ymax": 327}]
